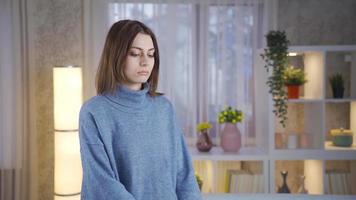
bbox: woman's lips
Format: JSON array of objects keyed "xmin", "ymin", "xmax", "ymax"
[{"xmin": 137, "ymin": 71, "xmax": 149, "ymax": 76}]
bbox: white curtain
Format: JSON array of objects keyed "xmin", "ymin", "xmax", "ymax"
[
  {"xmin": 205, "ymin": 1, "xmax": 264, "ymax": 146},
  {"xmin": 0, "ymin": 0, "xmax": 27, "ymax": 199},
  {"xmin": 85, "ymin": 0, "xmax": 264, "ymax": 146}
]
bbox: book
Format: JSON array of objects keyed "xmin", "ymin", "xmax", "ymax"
[
  {"xmin": 326, "ymin": 170, "xmax": 351, "ymax": 195},
  {"xmin": 225, "ymin": 169, "xmax": 263, "ymax": 193}
]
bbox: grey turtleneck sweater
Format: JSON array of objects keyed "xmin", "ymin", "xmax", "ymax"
[{"xmin": 79, "ymin": 83, "xmax": 202, "ymax": 200}]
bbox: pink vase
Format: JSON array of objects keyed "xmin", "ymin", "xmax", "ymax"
[{"xmin": 220, "ymin": 123, "xmax": 241, "ymax": 152}]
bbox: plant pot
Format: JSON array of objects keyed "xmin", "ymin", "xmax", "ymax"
[
  {"xmin": 332, "ymin": 87, "xmax": 344, "ymax": 98},
  {"xmin": 196, "ymin": 130, "xmax": 213, "ymax": 152},
  {"xmin": 220, "ymin": 123, "xmax": 241, "ymax": 152},
  {"xmin": 287, "ymin": 85, "xmax": 300, "ymax": 99}
]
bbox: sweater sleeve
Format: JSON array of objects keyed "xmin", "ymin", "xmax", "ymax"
[
  {"xmin": 176, "ymin": 133, "xmax": 203, "ymax": 200},
  {"xmin": 79, "ymin": 107, "xmax": 136, "ymax": 200},
  {"xmin": 173, "ymin": 116, "xmax": 203, "ymax": 199}
]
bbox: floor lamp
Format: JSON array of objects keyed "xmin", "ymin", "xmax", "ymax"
[{"xmin": 53, "ymin": 65, "xmax": 83, "ymax": 200}]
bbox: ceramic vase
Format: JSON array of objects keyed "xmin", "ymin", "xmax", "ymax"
[
  {"xmin": 278, "ymin": 171, "xmax": 291, "ymax": 193},
  {"xmin": 298, "ymin": 175, "xmax": 308, "ymax": 194},
  {"xmin": 220, "ymin": 123, "xmax": 241, "ymax": 152},
  {"xmin": 275, "ymin": 132, "xmax": 283, "ymax": 149},
  {"xmin": 287, "ymin": 133, "xmax": 298, "ymax": 149},
  {"xmin": 299, "ymin": 133, "xmax": 310, "ymax": 149},
  {"xmin": 198, "ymin": 182, "xmax": 203, "ymax": 191},
  {"xmin": 196, "ymin": 130, "xmax": 213, "ymax": 152}
]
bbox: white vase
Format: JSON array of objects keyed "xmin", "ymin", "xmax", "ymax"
[{"xmin": 287, "ymin": 133, "xmax": 298, "ymax": 149}]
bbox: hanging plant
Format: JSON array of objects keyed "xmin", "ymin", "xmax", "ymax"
[{"xmin": 260, "ymin": 31, "xmax": 290, "ymax": 127}]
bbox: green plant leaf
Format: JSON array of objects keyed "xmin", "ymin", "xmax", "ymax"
[{"xmin": 260, "ymin": 30, "xmax": 290, "ymax": 127}]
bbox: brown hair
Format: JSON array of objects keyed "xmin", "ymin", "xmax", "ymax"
[{"xmin": 96, "ymin": 19, "xmax": 160, "ymax": 96}]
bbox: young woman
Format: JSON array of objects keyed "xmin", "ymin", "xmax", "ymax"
[{"xmin": 79, "ymin": 20, "xmax": 202, "ymax": 200}]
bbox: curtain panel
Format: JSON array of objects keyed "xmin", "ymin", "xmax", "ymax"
[{"xmin": 0, "ymin": 0, "xmax": 28, "ymax": 200}]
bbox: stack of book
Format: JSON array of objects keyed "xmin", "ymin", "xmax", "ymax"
[
  {"xmin": 325, "ymin": 170, "xmax": 351, "ymax": 195},
  {"xmin": 225, "ymin": 169, "xmax": 264, "ymax": 193}
]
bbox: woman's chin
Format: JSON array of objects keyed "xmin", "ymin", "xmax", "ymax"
[{"xmin": 135, "ymin": 78, "xmax": 149, "ymax": 83}]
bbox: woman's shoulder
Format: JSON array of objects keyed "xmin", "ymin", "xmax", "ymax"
[
  {"xmin": 79, "ymin": 95, "xmax": 107, "ymax": 116},
  {"xmin": 151, "ymin": 95, "xmax": 179, "ymax": 118},
  {"xmin": 152, "ymin": 94, "xmax": 173, "ymax": 109}
]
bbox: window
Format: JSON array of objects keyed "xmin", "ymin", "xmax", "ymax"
[{"xmin": 88, "ymin": 0, "xmax": 265, "ymax": 146}]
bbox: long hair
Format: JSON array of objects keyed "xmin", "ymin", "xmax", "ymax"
[{"xmin": 96, "ymin": 20, "xmax": 160, "ymax": 96}]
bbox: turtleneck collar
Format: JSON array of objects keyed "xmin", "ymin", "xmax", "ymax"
[{"xmin": 104, "ymin": 82, "xmax": 150, "ymax": 110}]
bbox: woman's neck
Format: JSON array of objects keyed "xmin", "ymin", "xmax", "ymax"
[{"xmin": 121, "ymin": 82, "xmax": 143, "ymax": 91}]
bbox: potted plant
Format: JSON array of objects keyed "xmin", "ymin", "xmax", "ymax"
[
  {"xmin": 195, "ymin": 173, "xmax": 203, "ymax": 191},
  {"xmin": 284, "ymin": 66, "xmax": 307, "ymax": 99},
  {"xmin": 218, "ymin": 106, "xmax": 243, "ymax": 152},
  {"xmin": 329, "ymin": 73, "xmax": 345, "ymax": 98},
  {"xmin": 196, "ymin": 122, "xmax": 213, "ymax": 152},
  {"xmin": 260, "ymin": 30, "xmax": 289, "ymax": 127}
]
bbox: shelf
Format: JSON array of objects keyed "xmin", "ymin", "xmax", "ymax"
[
  {"xmin": 193, "ymin": 158, "xmax": 265, "ymax": 194},
  {"xmin": 324, "ymin": 141, "xmax": 356, "ymax": 151},
  {"xmin": 325, "ymin": 102, "xmax": 355, "ymax": 145},
  {"xmin": 325, "ymin": 51, "xmax": 356, "ymax": 99},
  {"xmin": 274, "ymin": 160, "xmax": 323, "ymax": 194},
  {"xmin": 287, "ymin": 99, "xmax": 324, "ymax": 103},
  {"xmin": 287, "ymin": 98, "xmax": 356, "ymax": 103},
  {"xmin": 193, "ymin": 45, "xmax": 356, "ymax": 197},
  {"xmin": 190, "ymin": 147, "xmax": 267, "ymax": 161},
  {"xmin": 271, "ymin": 149, "xmax": 356, "ymax": 160},
  {"xmin": 289, "ymin": 45, "xmax": 356, "ymax": 52},
  {"xmin": 325, "ymin": 98, "xmax": 356, "ymax": 103},
  {"xmin": 324, "ymin": 160, "xmax": 356, "ymax": 195},
  {"xmin": 275, "ymin": 103, "xmax": 324, "ymax": 149}
]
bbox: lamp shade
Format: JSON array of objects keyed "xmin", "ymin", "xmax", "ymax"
[
  {"xmin": 54, "ymin": 131, "xmax": 82, "ymax": 198},
  {"xmin": 53, "ymin": 66, "xmax": 83, "ymax": 130},
  {"xmin": 53, "ymin": 65, "xmax": 83, "ymax": 200}
]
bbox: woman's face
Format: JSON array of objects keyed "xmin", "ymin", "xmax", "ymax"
[{"xmin": 123, "ymin": 33, "xmax": 155, "ymax": 91}]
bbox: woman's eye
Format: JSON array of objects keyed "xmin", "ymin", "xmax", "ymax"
[
  {"xmin": 129, "ymin": 52, "xmax": 140, "ymax": 57},
  {"xmin": 129, "ymin": 51, "xmax": 154, "ymax": 58}
]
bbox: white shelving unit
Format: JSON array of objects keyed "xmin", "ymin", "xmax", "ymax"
[
  {"xmin": 272, "ymin": 45, "xmax": 356, "ymax": 195},
  {"xmin": 189, "ymin": 45, "xmax": 356, "ymax": 198}
]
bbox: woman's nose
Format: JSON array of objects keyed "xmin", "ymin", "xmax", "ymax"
[{"xmin": 140, "ymin": 55, "xmax": 148, "ymax": 66}]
